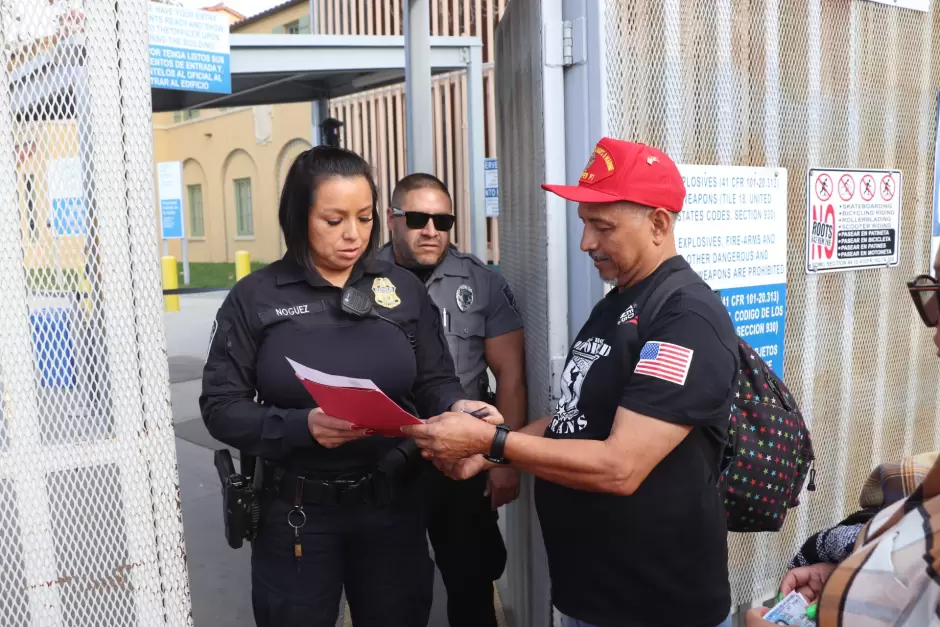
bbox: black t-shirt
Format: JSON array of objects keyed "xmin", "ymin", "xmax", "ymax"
[{"xmin": 534, "ymin": 256, "xmax": 738, "ymax": 627}]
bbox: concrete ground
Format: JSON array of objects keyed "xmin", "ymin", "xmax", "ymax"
[{"xmin": 165, "ymin": 292, "xmax": 507, "ymax": 627}]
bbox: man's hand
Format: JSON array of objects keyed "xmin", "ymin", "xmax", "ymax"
[
  {"xmin": 779, "ymin": 562, "xmax": 837, "ymax": 603},
  {"xmin": 401, "ymin": 412, "xmax": 497, "ymax": 461},
  {"xmin": 308, "ymin": 408, "xmax": 371, "ymax": 448},
  {"xmin": 743, "ymin": 608, "xmax": 774, "ymax": 626},
  {"xmin": 434, "ymin": 454, "xmax": 494, "ymax": 480},
  {"xmin": 485, "ymin": 466, "xmax": 520, "ymax": 509}
]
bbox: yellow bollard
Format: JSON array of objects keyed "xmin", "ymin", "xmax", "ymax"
[
  {"xmin": 162, "ymin": 255, "xmax": 180, "ymax": 312},
  {"xmin": 235, "ymin": 250, "xmax": 251, "ymax": 282}
]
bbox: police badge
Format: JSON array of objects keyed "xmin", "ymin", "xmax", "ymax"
[
  {"xmin": 455, "ymin": 284, "xmax": 474, "ymax": 312},
  {"xmin": 372, "ymin": 277, "xmax": 401, "ymax": 308}
]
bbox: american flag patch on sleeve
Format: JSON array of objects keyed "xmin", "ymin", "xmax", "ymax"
[{"xmin": 634, "ymin": 341, "xmax": 694, "ymax": 385}]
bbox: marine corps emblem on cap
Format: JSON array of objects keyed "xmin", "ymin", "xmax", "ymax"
[
  {"xmin": 372, "ymin": 277, "xmax": 401, "ymax": 309},
  {"xmin": 579, "ymin": 144, "xmax": 617, "ymax": 185}
]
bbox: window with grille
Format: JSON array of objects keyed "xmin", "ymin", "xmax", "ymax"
[
  {"xmin": 187, "ymin": 184, "xmax": 204, "ymax": 237},
  {"xmin": 277, "ymin": 15, "xmax": 309, "ymax": 34},
  {"xmin": 234, "ymin": 178, "xmax": 253, "ymax": 237}
]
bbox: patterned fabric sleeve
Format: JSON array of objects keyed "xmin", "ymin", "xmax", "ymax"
[{"xmin": 787, "ymin": 509, "xmax": 878, "ymax": 569}]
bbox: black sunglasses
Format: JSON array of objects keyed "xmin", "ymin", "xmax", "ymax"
[
  {"xmin": 907, "ymin": 274, "xmax": 940, "ymax": 328},
  {"xmin": 391, "ymin": 208, "xmax": 455, "ymax": 232}
]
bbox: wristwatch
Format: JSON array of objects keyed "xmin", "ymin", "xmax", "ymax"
[{"xmin": 484, "ymin": 424, "xmax": 511, "ymax": 465}]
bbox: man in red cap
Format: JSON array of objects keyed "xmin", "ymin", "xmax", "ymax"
[{"xmin": 404, "ymin": 138, "xmax": 738, "ymax": 627}]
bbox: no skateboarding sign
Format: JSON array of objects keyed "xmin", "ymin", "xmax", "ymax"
[{"xmin": 806, "ymin": 169, "xmax": 901, "ymax": 274}]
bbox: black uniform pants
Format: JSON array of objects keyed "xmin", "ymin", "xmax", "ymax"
[
  {"xmin": 251, "ymin": 491, "xmax": 434, "ymax": 627},
  {"xmin": 427, "ymin": 470, "xmax": 507, "ymax": 627}
]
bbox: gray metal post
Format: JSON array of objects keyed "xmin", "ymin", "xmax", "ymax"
[
  {"xmin": 181, "ymin": 236, "xmax": 190, "ymax": 285},
  {"xmin": 562, "ymin": 0, "xmax": 607, "ymax": 340},
  {"xmin": 466, "ymin": 44, "xmax": 487, "ymax": 262},
  {"xmin": 309, "ymin": 0, "xmax": 321, "ymax": 148},
  {"xmin": 311, "ymin": 98, "xmax": 328, "ymax": 146},
  {"xmin": 403, "ymin": 0, "xmax": 433, "ymax": 173}
]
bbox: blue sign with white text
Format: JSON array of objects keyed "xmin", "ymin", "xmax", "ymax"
[
  {"xmin": 161, "ymin": 199, "xmax": 184, "ymax": 239},
  {"xmin": 718, "ymin": 283, "xmax": 787, "ymax": 375},
  {"xmin": 149, "ymin": 4, "xmax": 231, "ymax": 94}
]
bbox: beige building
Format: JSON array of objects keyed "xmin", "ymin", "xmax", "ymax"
[
  {"xmin": 10, "ymin": 1, "xmax": 505, "ymax": 277},
  {"xmin": 154, "ymin": 1, "xmax": 317, "ymax": 265},
  {"xmin": 155, "ymin": 0, "xmax": 506, "ymax": 265}
]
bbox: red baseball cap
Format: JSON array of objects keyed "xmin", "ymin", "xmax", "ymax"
[{"xmin": 542, "ymin": 137, "xmax": 686, "ymax": 212}]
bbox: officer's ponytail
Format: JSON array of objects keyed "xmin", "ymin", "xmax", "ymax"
[{"xmin": 278, "ymin": 146, "xmax": 381, "ymax": 271}]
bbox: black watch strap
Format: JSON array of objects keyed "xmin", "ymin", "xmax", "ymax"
[{"xmin": 484, "ymin": 424, "xmax": 511, "ymax": 465}]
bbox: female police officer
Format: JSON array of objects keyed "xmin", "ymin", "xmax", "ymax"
[{"xmin": 199, "ymin": 146, "xmax": 500, "ymax": 627}]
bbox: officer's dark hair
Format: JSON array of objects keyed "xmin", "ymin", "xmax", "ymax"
[
  {"xmin": 390, "ymin": 172, "xmax": 452, "ymax": 209},
  {"xmin": 279, "ymin": 146, "xmax": 381, "ymax": 269}
]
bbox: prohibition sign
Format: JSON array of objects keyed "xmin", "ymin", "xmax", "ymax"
[
  {"xmin": 880, "ymin": 174, "xmax": 895, "ymax": 201},
  {"xmin": 838, "ymin": 174, "xmax": 855, "ymax": 201},
  {"xmin": 815, "ymin": 173, "xmax": 833, "ymax": 201},
  {"xmin": 860, "ymin": 174, "xmax": 876, "ymax": 202}
]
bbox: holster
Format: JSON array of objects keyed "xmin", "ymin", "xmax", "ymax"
[
  {"xmin": 477, "ymin": 375, "xmax": 496, "ymax": 404},
  {"xmin": 373, "ymin": 439, "xmax": 425, "ymax": 506},
  {"xmin": 214, "ymin": 449, "xmax": 261, "ymax": 550}
]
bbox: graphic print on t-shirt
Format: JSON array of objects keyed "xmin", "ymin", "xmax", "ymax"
[{"xmin": 549, "ymin": 337, "xmax": 611, "ymax": 434}]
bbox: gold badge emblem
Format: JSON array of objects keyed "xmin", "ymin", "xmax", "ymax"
[{"xmin": 372, "ymin": 277, "xmax": 401, "ymax": 309}]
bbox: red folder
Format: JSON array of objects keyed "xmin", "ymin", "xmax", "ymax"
[{"xmin": 286, "ymin": 357, "xmax": 422, "ymax": 436}]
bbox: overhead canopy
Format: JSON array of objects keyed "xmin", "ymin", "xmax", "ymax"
[
  {"xmin": 10, "ymin": 33, "xmax": 480, "ymax": 117},
  {"xmin": 152, "ymin": 34, "xmax": 480, "ymax": 112}
]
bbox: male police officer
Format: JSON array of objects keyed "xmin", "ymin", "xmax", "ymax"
[
  {"xmin": 378, "ymin": 173, "xmax": 526, "ymax": 627},
  {"xmin": 404, "ymin": 139, "xmax": 738, "ymax": 627}
]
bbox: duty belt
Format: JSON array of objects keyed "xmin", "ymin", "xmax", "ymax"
[
  {"xmin": 263, "ymin": 466, "xmax": 385, "ymax": 506},
  {"xmin": 262, "ymin": 440, "xmax": 425, "ymax": 507}
]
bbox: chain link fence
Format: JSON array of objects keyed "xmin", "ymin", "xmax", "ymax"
[
  {"xmin": 0, "ymin": 1, "xmax": 191, "ymax": 624},
  {"xmin": 605, "ymin": 0, "xmax": 940, "ymax": 608}
]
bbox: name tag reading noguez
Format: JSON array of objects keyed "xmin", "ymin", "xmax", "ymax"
[{"xmin": 258, "ymin": 301, "xmax": 324, "ymax": 325}]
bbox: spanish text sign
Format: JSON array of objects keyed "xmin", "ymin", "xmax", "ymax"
[
  {"xmin": 805, "ymin": 169, "xmax": 901, "ymax": 274},
  {"xmin": 149, "ymin": 3, "xmax": 231, "ymax": 94},
  {"xmin": 676, "ymin": 165, "xmax": 788, "ymax": 374}
]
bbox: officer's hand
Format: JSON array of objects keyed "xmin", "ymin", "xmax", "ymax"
[
  {"xmin": 401, "ymin": 412, "xmax": 496, "ymax": 461},
  {"xmin": 485, "ymin": 466, "xmax": 520, "ymax": 509},
  {"xmin": 449, "ymin": 399, "xmax": 504, "ymax": 425},
  {"xmin": 307, "ymin": 408, "xmax": 372, "ymax": 448}
]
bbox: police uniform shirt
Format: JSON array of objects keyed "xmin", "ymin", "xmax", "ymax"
[
  {"xmin": 200, "ymin": 255, "xmax": 466, "ymax": 474},
  {"xmin": 378, "ymin": 244, "xmax": 523, "ymax": 399},
  {"xmin": 534, "ymin": 255, "xmax": 738, "ymax": 627}
]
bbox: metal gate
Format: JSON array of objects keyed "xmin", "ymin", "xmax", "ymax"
[
  {"xmin": 494, "ymin": 0, "xmax": 569, "ymax": 625},
  {"xmin": 600, "ymin": 0, "xmax": 940, "ymax": 609},
  {"xmin": 0, "ymin": 2, "xmax": 192, "ymax": 625},
  {"xmin": 498, "ymin": 0, "xmax": 940, "ymax": 619}
]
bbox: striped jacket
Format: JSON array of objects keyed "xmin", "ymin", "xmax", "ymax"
[{"xmin": 818, "ymin": 451, "xmax": 940, "ymax": 626}]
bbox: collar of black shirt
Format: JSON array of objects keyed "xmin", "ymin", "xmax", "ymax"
[{"xmin": 274, "ymin": 254, "xmax": 388, "ymax": 288}]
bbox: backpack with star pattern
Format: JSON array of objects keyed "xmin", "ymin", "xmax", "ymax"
[
  {"xmin": 644, "ymin": 269, "xmax": 816, "ymax": 533},
  {"xmin": 722, "ymin": 339, "xmax": 816, "ymax": 532}
]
